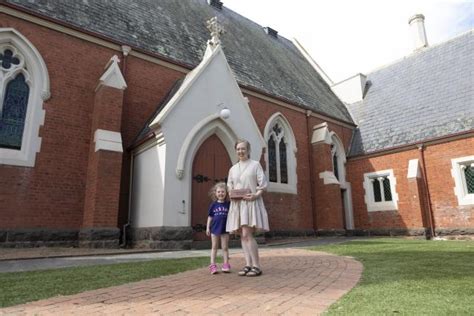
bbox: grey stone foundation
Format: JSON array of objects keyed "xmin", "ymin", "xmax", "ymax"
[
  {"xmin": 435, "ymin": 228, "xmax": 474, "ymax": 240},
  {"xmin": 0, "ymin": 228, "xmax": 78, "ymax": 248},
  {"xmin": 316, "ymin": 229, "xmax": 347, "ymax": 237},
  {"xmin": 128, "ymin": 226, "xmax": 193, "ymax": 249},
  {"xmin": 264, "ymin": 229, "xmax": 316, "ymax": 239},
  {"xmin": 78, "ymin": 227, "xmax": 120, "ymax": 248},
  {"xmin": 351, "ymin": 228, "xmax": 427, "ymax": 237}
]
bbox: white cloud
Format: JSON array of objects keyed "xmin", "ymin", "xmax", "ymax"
[{"xmin": 224, "ymin": 0, "xmax": 473, "ymax": 82}]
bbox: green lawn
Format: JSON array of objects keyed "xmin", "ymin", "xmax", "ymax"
[
  {"xmin": 0, "ymin": 257, "xmax": 209, "ymax": 308},
  {"xmin": 310, "ymin": 238, "xmax": 474, "ymax": 315}
]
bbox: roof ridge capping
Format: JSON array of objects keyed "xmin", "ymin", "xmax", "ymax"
[{"xmin": 367, "ymin": 28, "xmax": 473, "ymax": 77}]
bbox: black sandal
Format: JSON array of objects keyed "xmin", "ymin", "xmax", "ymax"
[
  {"xmin": 246, "ymin": 266, "xmax": 262, "ymax": 277},
  {"xmin": 238, "ymin": 266, "xmax": 251, "ymax": 276}
]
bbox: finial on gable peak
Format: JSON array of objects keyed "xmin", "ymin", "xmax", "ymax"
[{"xmin": 206, "ymin": 16, "xmax": 224, "ymax": 47}]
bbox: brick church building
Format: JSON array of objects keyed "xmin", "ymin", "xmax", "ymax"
[{"xmin": 1, "ymin": 0, "xmax": 472, "ymax": 248}]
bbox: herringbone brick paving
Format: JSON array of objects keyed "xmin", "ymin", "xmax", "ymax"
[{"xmin": 0, "ymin": 248, "xmax": 363, "ymax": 315}]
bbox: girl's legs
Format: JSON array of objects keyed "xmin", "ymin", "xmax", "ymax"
[
  {"xmin": 240, "ymin": 227, "xmax": 252, "ymax": 268},
  {"xmin": 220, "ymin": 234, "xmax": 230, "ymax": 264},
  {"xmin": 241, "ymin": 226, "xmax": 260, "ymax": 268},
  {"xmin": 210, "ymin": 234, "xmax": 219, "ymax": 265}
]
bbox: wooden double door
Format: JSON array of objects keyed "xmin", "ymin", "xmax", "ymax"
[{"xmin": 191, "ymin": 135, "xmax": 232, "ymax": 241}]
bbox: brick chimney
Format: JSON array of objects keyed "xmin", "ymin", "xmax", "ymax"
[{"xmin": 408, "ymin": 14, "xmax": 428, "ymax": 51}]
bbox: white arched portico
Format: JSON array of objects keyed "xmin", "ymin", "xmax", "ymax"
[
  {"xmin": 177, "ymin": 116, "xmax": 238, "ymax": 226},
  {"xmin": 130, "ymin": 20, "xmax": 265, "ymax": 247}
]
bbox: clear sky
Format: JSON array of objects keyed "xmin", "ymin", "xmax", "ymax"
[{"xmin": 223, "ymin": 0, "xmax": 473, "ymax": 83}]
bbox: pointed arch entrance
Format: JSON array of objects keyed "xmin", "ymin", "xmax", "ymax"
[{"xmin": 191, "ymin": 134, "xmax": 232, "ymax": 240}]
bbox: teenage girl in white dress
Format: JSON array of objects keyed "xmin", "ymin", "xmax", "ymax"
[{"xmin": 226, "ymin": 139, "xmax": 269, "ymax": 276}]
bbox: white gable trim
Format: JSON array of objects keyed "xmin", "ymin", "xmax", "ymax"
[{"xmin": 151, "ymin": 45, "xmax": 221, "ymax": 127}]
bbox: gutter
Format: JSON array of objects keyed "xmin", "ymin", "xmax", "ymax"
[{"xmin": 305, "ymin": 110, "xmax": 318, "ymax": 231}]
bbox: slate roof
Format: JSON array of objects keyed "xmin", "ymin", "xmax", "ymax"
[
  {"xmin": 5, "ymin": 0, "xmax": 354, "ymax": 124},
  {"xmin": 348, "ymin": 30, "xmax": 474, "ymax": 156}
]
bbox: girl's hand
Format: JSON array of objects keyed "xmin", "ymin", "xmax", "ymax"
[
  {"xmin": 243, "ymin": 193, "xmax": 256, "ymax": 201},
  {"xmin": 206, "ymin": 229, "xmax": 210, "ymax": 236}
]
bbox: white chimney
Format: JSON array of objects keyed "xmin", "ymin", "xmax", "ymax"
[{"xmin": 408, "ymin": 14, "xmax": 428, "ymax": 51}]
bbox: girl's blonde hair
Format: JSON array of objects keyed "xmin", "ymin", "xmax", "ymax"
[{"xmin": 209, "ymin": 182, "xmax": 229, "ymax": 201}]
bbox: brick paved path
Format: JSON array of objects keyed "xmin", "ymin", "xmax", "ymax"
[{"xmin": 1, "ymin": 248, "xmax": 363, "ymax": 315}]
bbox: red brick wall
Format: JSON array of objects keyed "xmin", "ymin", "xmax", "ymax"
[
  {"xmin": 423, "ymin": 138, "xmax": 474, "ymax": 229},
  {"xmin": 246, "ymin": 95, "xmax": 354, "ymax": 231},
  {"xmin": 311, "ymin": 142, "xmax": 345, "ymax": 230},
  {"xmin": 0, "ymin": 14, "xmax": 187, "ymax": 230},
  {"xmin": 0, "ymin": 14, "xmax": 117, "ymax": 229},
  {"xmin": 347, "ymin": 137, "xmax": 474, "ymax": 231}
]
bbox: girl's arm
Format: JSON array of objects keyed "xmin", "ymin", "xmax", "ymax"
[
  {"xmin": 245, "ymin": 162, "xmax": 267, "ymax": 201},
  {"xmin": 206, "ymin": 216, "xmax": 212, "ymax": 236}
]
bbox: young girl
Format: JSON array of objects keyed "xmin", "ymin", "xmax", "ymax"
[{"xmin": 206, "ymin": 182, "xmax": 231, "ymax": 274}]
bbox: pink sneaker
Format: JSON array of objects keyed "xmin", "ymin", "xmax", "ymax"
[
  {"xmin": 209, "ymin": 264, "xmax": 218, "ymax": 275},
  {"xmin": 221, "ymin": 263, "xmax": 231, "ymax": 273}
]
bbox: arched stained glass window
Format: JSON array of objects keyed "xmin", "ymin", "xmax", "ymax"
[
  {"xmin": 0, "ymin": 29, "xmax": 50, "ymax": 167},
  {"xmin": 1, "ymin": 73, "xmax": 30, "ymax": 149},
  {"xmin": 268, "ymin": 137, "xmax": 277, "ymax": 182}
]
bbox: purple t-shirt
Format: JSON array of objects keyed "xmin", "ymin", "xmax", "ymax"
[{"xmin": 208, "ymin": 201, "xmax": 230, "ymax": 235}]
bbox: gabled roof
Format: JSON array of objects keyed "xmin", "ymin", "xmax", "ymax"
[
  {"xmin": 348, "ymin": 30, "xmax": 474, "ymax": 156},
  {"xmin": 5, "ymin": 0, "xmax": 354, "ymax": 124}
]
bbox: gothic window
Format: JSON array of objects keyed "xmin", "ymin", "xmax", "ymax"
[
  {"xmin": 363, "ymin": 169, "xmax": 398, "ymax": 212},
  {"xmin": 267, "ymin": 122, "xmax": 288, "ymax": 184},
  {"xmin": 0, "ymin": 29, "xmax": 50, "ymax": 167},
  {"xmin": 264, "ymin": 114, "xmax": 297, "ymax": 193},
  {"xmin": 451, "ymin": 156, "xmax": 474, "ymax": 205}
]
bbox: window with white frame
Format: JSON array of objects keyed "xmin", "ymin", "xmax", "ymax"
[
  {"xmin": 264, "ymin": 113, "xmax": 297, "ymax": 194},
  {"xmin": 0, "ymin": 28, "xmax": 50, "ymax": 167},
  {"xmin": 451, "ymin": 156, "xmax": 474, "ymax": 206},
  {"xmin": 363, "ymin": 169, "xmax": 399, "ymax": 211}
]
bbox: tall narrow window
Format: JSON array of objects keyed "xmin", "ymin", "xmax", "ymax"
[
  {"xmin": 383, "ymin": 177, "xmax": 393, "ymax": 201},
  {"xmin": 279, "ymin": 140, "xmax": 287, "ymax": 184},
  {"xmin": 1, "ymin": 73, "xmax": 30, "ymax": 149},
  {"xmin": 331, "ymin": 143, "xmax": 339, "ymax": 181},
  {"xmin": 268, "ymin": 137, "xmax": 277, "ymax": 182},
  {"xmin": 372, "ymin": 179, "xmax": 382, "ymax": 202},
  {"xmin": 464, "ymin": 165, "xmax": 474, "ymax": 194}
]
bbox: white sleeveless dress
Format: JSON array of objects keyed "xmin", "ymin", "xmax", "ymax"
[{"xmin": 226, "ymin": 159, "xmax": 270, "ymax": 233}]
